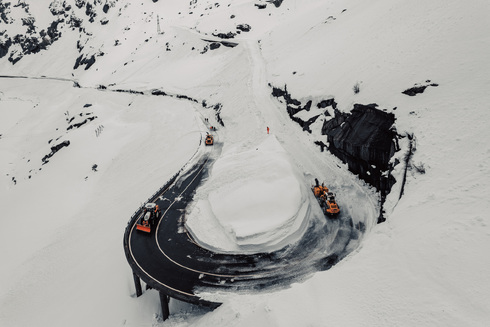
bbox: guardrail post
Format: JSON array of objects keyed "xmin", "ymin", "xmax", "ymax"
[
  {"xmin": 159, "ymin": 291, "xmax": 170, "ymax": 320},
  {"xmin": 133, "ymin": 273, "xmax": 143, "ymax": 297}
]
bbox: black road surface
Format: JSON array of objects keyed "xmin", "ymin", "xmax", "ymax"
[{"xmin": 124, "ymin": 156, "xmax": 363, "ymax": 307}]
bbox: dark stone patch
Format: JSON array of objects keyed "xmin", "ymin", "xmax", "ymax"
[
  {"xmin": 402, "ymin": 81, "xmax": 439, "ymax": 96},
  {"xmin": 42, "ymin": 140, "xmax": 70, "ymax": 164},
  {"xmin": 237, "ymin": 24, "xmax": 251, "ymax": 32},
  {"xmin": 271, "ymin": 85, "xmax": 319, "ymax": 132},
  {"xmin": 114, "ymin": 89, "xmax": 144, "ymax": 95},
  {"xmin": 75, "ymin": 0, "xmax": 86, "ymax": 9},
  {"xmin": 402, "ymin": 85, "xmax": 427, "ymax": 96},
  {"xmin": 0, "ymin": 37, "xmax": 12, "ymax": 59},
  {"xmin": 255, "ymin": 4, "xmax": 267, "ymax": 9},
  {"xmin": 0, "ymin": 2, "xmax": 12, "ymax": 24},
  {"xmin": 73, "ymin": 53, "xmax": 101, "ymax": 70},
  {"xmin": 9, "ymin": 50, "xmax": 23, "ymax": 64},
  {"xmin": 317, "ymin": 98, "xmax": 337, "ymax": 109},
  {"xmin": 269, "ymin": 0, "xmax": 284, "ymax": 7},
  {"xmin": 68, "ymin": 15, "xmax": 83, "ymax": 29},
  {"xmin": 213, "ymin": 32, "xmax": 235, "ymax": 39},
  {"xmin": 21, "ymin": 17, "xmax": 36, "ymax": 34},
  {"xmin": 221, "ymin": 41, "xmax": 238, "ymax": 48},
  {"xmin": 67, "ymin": 116, "xmax": 97, "ymax": 130},
  {"xmin": 176, "ymin": 94, "xmax": 199, "ymax": 103},
  {"xmin": 209, "ymin": 42, "xmax": 221, "ymax": 50},
  {"xmin": 151, "ymin": 89, "xmax": 167, "ymax": 96},
  {"xmin": 322, "ymin": 104, "xmax": 398, "ymax": 196}
]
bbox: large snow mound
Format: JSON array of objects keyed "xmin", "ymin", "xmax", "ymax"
[{"xmin": 186, "ymin": 135, "xmax": 309, "ymax": 253}]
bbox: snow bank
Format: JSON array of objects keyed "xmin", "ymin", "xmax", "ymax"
[{"xmin": 186, "ymin": 135, "xmax": 309, "ymax": 253}]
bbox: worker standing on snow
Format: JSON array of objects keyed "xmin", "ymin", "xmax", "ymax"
[{"xmin": 267, "ymin": 126, "xmax": 269, "ymax": 134}]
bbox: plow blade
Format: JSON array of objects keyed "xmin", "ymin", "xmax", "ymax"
[{"xmin": 136, "ymin": 224, "xmax": 151, "ymax": 233}]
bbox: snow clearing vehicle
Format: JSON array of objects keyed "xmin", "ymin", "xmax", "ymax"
[
  {"xmin": 312, "ymin": 179, "xmax": 340, "ymax": 216},
  {"xmin": 136, "ymin": 202, "xmax": 161, "ymax": 233},
  {"xmin": 205, "ymin": 133, "xmax": 214, "ymax": 146}
]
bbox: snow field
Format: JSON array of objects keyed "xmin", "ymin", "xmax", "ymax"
[
  {"xmin": 1, "ymin": 0, "xmax": 490, "ymax": 326},
  {"xmin": 0, "ymin": 77, "xmax": 203, "ymax": 326}
]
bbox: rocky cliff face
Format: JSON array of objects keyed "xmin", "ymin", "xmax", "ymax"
[
  {"xmin": 0, "ymin": 0, "xmax": 115, "ymax": 65},
  {"xmin": 272, "ymin": 86, "xmax": 400, "ymax": 222},
  {"xmin": 321, "ymin": 104, "xmax": 398, "ymax": 201}
]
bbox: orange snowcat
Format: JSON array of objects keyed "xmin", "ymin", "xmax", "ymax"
[
  {"xmin": 136, "ymin": 203, "xmax": 161, "ymax": 233},
  {"xmin": 312, "ymin": 179, "xmax": 340, "ymax": 216},
  {"xmin": 205, "ymin": 133, "xmax": 214, "ymax": 146}
]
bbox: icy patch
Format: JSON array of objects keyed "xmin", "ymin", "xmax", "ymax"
[{"xmin": 186, "ymin": 135, "xmax": 309, "ymax": 253}]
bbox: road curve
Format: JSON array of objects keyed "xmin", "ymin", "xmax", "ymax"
[{"xmin": 123, "ymin": 153, "xmax": 363, "ymax": 307}]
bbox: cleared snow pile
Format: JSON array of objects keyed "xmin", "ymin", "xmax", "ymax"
[{"xmin": 186, "ymin": 135, "xmax": 310, "ymax": 253}]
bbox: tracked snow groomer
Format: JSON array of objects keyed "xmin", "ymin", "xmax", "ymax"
[
  {"xmin": 136, "ymin": 202, "xmax": 161, "ymax": 233},
  {"xmin": 205, "ymin": 133, "xmax": 214, "ymax": 146},
  {"xmin": 312, "ymin": 179, "xmax": 340, "ymax": 216}
]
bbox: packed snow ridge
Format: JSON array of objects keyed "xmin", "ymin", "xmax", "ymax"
[{"xmin": 187, "ymin": 135, "xmax": 310, "ymax": 253}]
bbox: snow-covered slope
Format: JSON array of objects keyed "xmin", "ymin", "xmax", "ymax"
[{"xmin": 1, "ymin": 0, "xmax": 490, "ymax": 326}]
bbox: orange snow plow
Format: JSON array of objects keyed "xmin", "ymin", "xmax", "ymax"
[
  {"xmin": 205, "ymin": 133, "xmax": 214, "ymax": 146},
  {"xmin": 312, "ymin": 179, "xmax": 340, "ymax": 217},
  {"xmin": 136, "ymin": 203, "xmax": 161, "ymax": 233}
]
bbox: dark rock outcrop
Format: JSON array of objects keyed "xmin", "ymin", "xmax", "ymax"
[
  {"xmin": 402, "ymin": 81, "xmax": 439, "ymax": 96},
  {"xmin": 237, "ymin": 24, "xmax": 251, "ymax": 32},
  {"xmin": 269, "ymin": 0, "xmax": 284, "ymax": 7},
  {"xmin": 322, "ymin": 104, "xmax": 398, "ymax": 193},
  {"xmin": 42, "ymin": 140, "xmax": 70, "ymax": 164},
  {"xmin": 271, "ymin": 85, "xmax": 318, "ymax": 132},
  {"xmin": 271, "ymin": 84, "xmax": 401, "ymax": 222},
  {"xmin": 0, "ymin": 36, "xmax": 12, "ymax": 59},
  {"xmin": 67, "ymin": 116, "xmax": 97, "ymax": 130},
  {"xmin": 209, "ymin": 42, "xmax": 221, "ymax": 50},
  {"xmin": 213, "ymin": 32, "xmax": 235, "ymax": 39}
]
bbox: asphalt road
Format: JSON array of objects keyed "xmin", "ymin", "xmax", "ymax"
[{"xmin": 124, "ymin": 156, "xmax": 361, "ymax": 306}]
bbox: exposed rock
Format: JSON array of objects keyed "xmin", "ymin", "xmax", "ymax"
[
  {"xmin": 151, "ymin": 89, "xmax": 167, "ymax": 96},
  {"xmin": 402, "ymin": 81, "xmax": 439, "ymax": 96},
  {"xmin": 49, "ymin": 1, "xmax": 65, "ymax": 16},
  {"xmin": 269, "ymin": 0, "xmax": 284, "ymax": 7},
  {"xmin": 213, "ymin": 31, "xmax": 235, "ymax": 39},
  {"xmin": 209, "ymin": 42, "xmax": 221, "ymax": 50},
  {"xmin": 75, "ymin": 0, "xmax": 86, "ymax": 9},
  {"xmin": 42, "ymin": 140, "xmax": 70, "ymax": 163},
  {"xmin": 21, "ymin": 17, "xmax": 36, "ymax": 34},
  {"xmin": 8, "ymin": 50, "xmax": 23, "ymax": 64},
  {"xmin": 0, "ymin": 37, "xmax": 12, "ymax": 59},
  {"xmin": 271, "ymin": 85, "xmax": 324, "ymax": 132},
  {"xmin": 0, "ymin": 2, "xmax": 12, "ymax": 24},
  {"xmin": 402, "ymin": 85, "xmax": 427, "ymax": 96},
  {"xmin": 67, "ymin": 116, "xmax": 97, "ymax": 130},
  {"xmin": 322, "ymin": 104, "xmax": 398, "ymax": 194},
  {"xmin": 317, "ymin": 98, "xmax": 337, "ymax": 109},
  {"xmin": 114, "ymin": 89, "xmax": 144, "ymax": 95},
  {"xmin": 237, "ymin": 24, "xmax": 251, "ymax": 32},
  {"xmin": 74, "ymin": 53, "xmax": 96, "ymax": 70}
]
